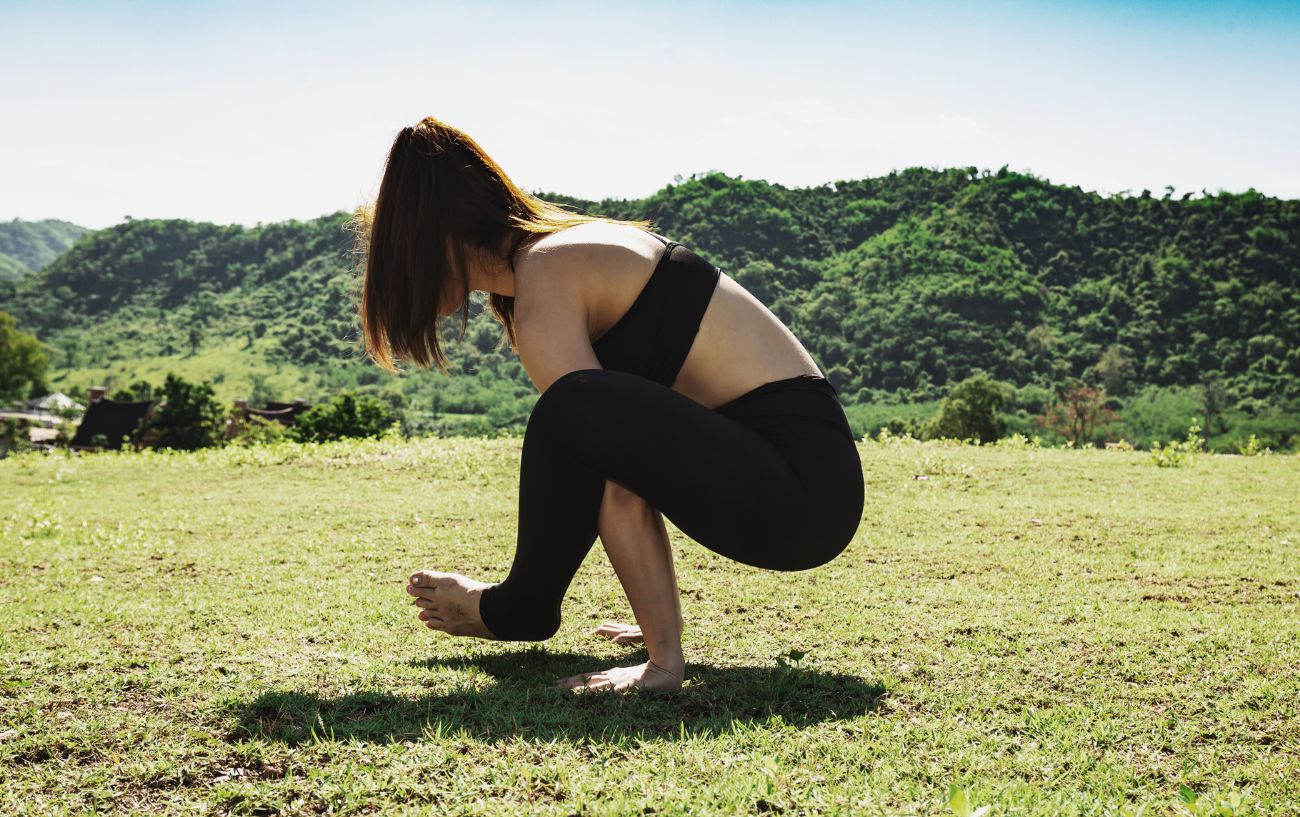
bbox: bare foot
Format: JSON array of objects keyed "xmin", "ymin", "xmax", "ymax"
[
  {"xmin": 406, "ymin": 570, "xmax": 497, "ymax": 639},
  {"xmin": 591, "ymin": 621, "xmax": 645, "ymax": 645},
  {"xmin": 556, "ymin": 659, "xmax": 685, "ymax": 694}
]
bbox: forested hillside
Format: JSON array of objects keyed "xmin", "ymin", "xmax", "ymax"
[
  {"xmin": 0, "ymin": 219, "xmax": 88, "ymax": 281},
  {"xmin": 2, "ymin": 167, "xmax": 1297, "ymax": 446}
]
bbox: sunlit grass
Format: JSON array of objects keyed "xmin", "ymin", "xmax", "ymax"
[{"xmin": 1, "ymin": 437, "xmax": 1297, "ymax": 815}]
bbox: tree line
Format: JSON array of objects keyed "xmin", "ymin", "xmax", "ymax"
[{"xmin": 1, "ymin": 167, "xmax": 1296, "ymax": 450}]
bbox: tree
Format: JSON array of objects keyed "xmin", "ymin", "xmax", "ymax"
[
  {"xmin": 0, "ymin": 310, "xmax": 48, "ymax": 402},
  {"xmin": 111, "ymin": 380, "xmax": 155, "ymax": 402},
  {"xmin": 1037, "ymin": 381, "xmax": 1121, "ymax": 447},
  {"xmin": 246, "ymin": 373, "xmax": 276, "ymax": 408},
  {"xmin": 1094, "ymin": 344, "xmax": 1135, "ymax": 396},
  {"xmin": 291, "ymin": 390, "xmax": 398, "ymax": 443},
  {"xmin": 1200, "ymin": 374, "xmax": 1230, "ymax": 439},
  {"xmin": 920, "ymin": 373, "xmax": 1009, "ymax": 444},
  {"xmin": 146, "ymin": 373, "xmax": 227, "ymax": 450}
]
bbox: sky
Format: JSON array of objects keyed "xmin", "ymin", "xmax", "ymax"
[{"xmin": 2, "ymin": 0, "xmax": 1297, "ymax": 229}]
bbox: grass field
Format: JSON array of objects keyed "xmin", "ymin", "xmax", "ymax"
[{"xmin": 2, "ymin": 436, "xmax": 1297, "ymax": 815}]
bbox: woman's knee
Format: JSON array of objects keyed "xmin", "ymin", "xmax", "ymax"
[
  {"xmin": 533, "ymin": 367, "xmax": 602, "ymax": 412},
  {"xmin": 527, "ymin": 368, "xmax": 616, "ymax": 441}
]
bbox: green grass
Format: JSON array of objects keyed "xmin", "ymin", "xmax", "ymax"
[{"xmin": 1, "ymin": 437, "xmax": 1297, "ymax": 815}]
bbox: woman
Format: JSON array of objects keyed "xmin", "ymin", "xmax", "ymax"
[{"xmin": 357, "ymin": 116, "xmax": 864, "ymax": 694}]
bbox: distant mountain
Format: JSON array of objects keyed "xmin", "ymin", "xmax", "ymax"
[
  {"xmin": 0, "ymin": 169, "xmax": 1296, "ymax": 445},
  {"xmin": 0, "ymin": 219, "xmax": 89, "ymax": 281}
]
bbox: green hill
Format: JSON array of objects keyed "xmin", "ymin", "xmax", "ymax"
[
  {"xmin": 1, "ymin": 168, "xmax": 1297, "ymax": 446},
  {"xmin": 0, "ymin": 218, "xmax": 89, "ymax": 281}
]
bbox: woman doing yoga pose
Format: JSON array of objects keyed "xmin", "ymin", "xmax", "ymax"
[{"xmin": 355, "ymin": 116, "xmax": 864, "ymax": 694}]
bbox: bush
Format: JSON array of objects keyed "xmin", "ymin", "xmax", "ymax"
[
  {"xmin": 920, "ymin": 373, "xmax": 1009, "ymax": 444},
  {"xmin": 1037, "ymin": 381, "xmax": 1121, "ymax": 447},
  {"xmin": 1, "ymin": 417, "xmax": 26, "ymax": 456},
  {"xmin": 229, "ymin": 415, "xmax": 292, "ymax": 447},
  {"xmin": 147, "ymin": 373, "xmax": 227, "ymax": 451},
  {"xmin": 993, "ymin": 433, "xmax": 1043, "ymax": 449},
  {"xmin": 1236, "ymin": 434, "xmax": 1273, "ymax": 456},
  {"xmin": 291, "ymin": 391, "xmax": 399, "ymax": 443},
  {"xmin": 1150, "ymin": 421, "xmax": 1204, "ymax": 468}
]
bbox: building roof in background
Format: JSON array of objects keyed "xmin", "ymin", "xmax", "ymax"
[
  {"xmin": 247, "ymin": 407, "xmax": 299, "ymax": 426},
  {"xmin": 29, "ymin": 392, "xmax": 85, "ymax": 412},
  {"xmin": 69, "ymin": 399, "xmax": 153, "ymax": 450},
  {"xmin": 252, "ymin": 400, "xmax": 311, "ymax": 426}
]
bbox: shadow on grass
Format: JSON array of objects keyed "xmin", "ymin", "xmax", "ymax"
[{"xmin": 229, "ymin": 649, "xmax": 887, "ymax": 745}]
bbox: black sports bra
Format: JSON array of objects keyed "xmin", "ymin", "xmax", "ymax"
[{"xmin": 591, "ymin": 232, "xmax": 721, "ymax": 388}]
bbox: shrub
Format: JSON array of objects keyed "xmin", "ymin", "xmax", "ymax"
[
  {"xmin": 993, "ymin": 433, "xmax": 1043, "ymax": 449},
  {"xmin": 920, "ymin": 374, "xmax": 1009, "ymax": 444},
  {"xmin": 291, "ymin": 391, "xmax": 399, "ymax": 443},
  {"xmin": 147, "ymin": 373, "xmax": 227, "ymax": 451},
  {"xmin": 1, "ymin": 417, "xmax": 25, "ymax": 456},
  {"xmin": 229, "ymin": 415, "xmax": 292, "ymax": 447},
  {"xmin": 1038, "ymin": 381, "xmax": 1121, "ymax": 447},
  {"xmin": 1236, "ymin": 434, "xmax": 1273, "ymax": 456},
  {"xmin": 1150, "ymin": 420, "xmax": 1204, "ymax": 468}
]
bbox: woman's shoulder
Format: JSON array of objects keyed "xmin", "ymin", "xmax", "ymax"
[
  {"xmin": 527, "ymin": 221, "xmax": 662, "ymax": 259},
  {"xmin": 518, "ymin": 223, "xmax": 662, "ymax": 289},
  {"xmin": 513, "ymin": 223, "xmax": 664, "ymax": 330}
]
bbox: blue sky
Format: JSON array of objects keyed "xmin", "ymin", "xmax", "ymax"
[{"xmin": 2, "ymin": 0, "xmax": 1297, "ymax": 229}]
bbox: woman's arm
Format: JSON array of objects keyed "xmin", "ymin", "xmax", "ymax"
[{"xmin": 513, "ymin": 252, "xmax": 603, "ymax": 394}]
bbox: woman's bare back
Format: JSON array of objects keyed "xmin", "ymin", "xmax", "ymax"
[{"xmin": 515, "ymin": 222, "xmax": 824, "ymax": 409}]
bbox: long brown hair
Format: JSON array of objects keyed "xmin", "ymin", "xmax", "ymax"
[{"xmin": 350, "ymin": 115, "xmax": 653, "ymax": 374}]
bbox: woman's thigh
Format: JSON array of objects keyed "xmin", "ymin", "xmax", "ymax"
[{"xmin": 530, "ymin": 368, "xmax": 819, "ymax": 568}]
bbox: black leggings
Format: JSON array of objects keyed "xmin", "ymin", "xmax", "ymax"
[{"xmin": 478, "ymin": 368, "xmax": 865, "ymax": 641}]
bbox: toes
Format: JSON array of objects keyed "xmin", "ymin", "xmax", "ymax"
[
  {"xmin": 556, "ymin": 672, "xmax": 602, "ymax": 689},
  {"xmin": 408, "ymin": 572, "xmax": 466, "ymax": 601},
  {"xmin": 570, "ymin": 675, "xmax": 614, "ymax": 693},
  {"xmin": 407, "ymin": 584, "xmax": 439, "ymax": 601},
  {"xmin": 408, "ymin": 570, "xmax": 450, "ymax": 592},
  {"xmin": 592, "ymin": 623, "xmax": 644, "ymax": 644}
]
